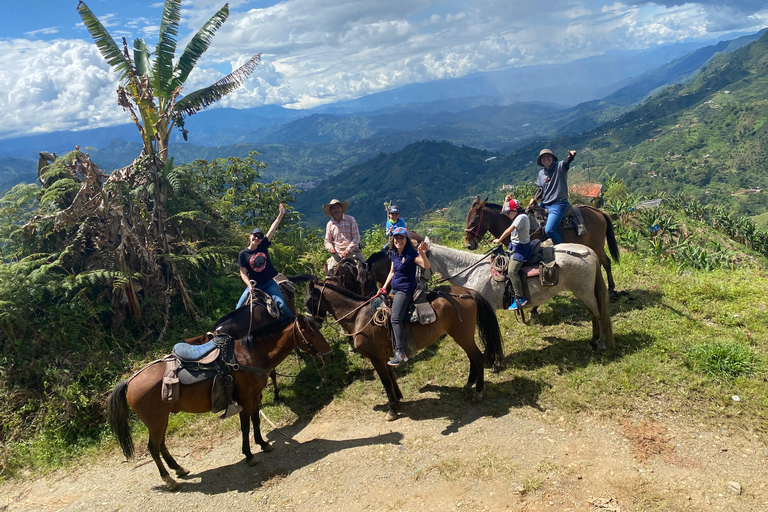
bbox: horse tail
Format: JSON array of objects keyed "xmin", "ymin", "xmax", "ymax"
[
  {"xmin": 602, "ymin": 211, "xmax": 620, "ymax": 264},
  {"xmin": 107, "ymin": 380, "xmax": 135, "ymax": 459},
  {"xmin": 469, "ymin": 289, "xmax": 504, "ymax": 370},
  {"xmin": 593, "ymin": 256, "xmax": 614, "ymax": 348}
]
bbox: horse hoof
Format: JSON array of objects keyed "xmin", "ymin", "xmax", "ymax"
[
  {"xmin": 246, "ymin": 455, "xmax": 260, "ymax": 466},
  {"xmin": 463, "ymin": 382, "xmax": 474, "ymax": 390},
  {"xmin": 491, "ymin": 363, "xmax": 502, "ymax": 374},
  {"xmin": 163, "ymin": 476, "xmax": 179, "ymax": 491},
  {"xmin": 473, "ymin": 392, "xmax": 484, "ymax": 402},
  {"xmin": 261, "ymin": 443, "xmax": 274, "ymax": 453},
  {"xmin": 385, "ymin": 410, "xmax": 398, "ymax": 421},
  {"xmin": 175, "ymin": 467, "xmax": 190, "ymax": 477}
]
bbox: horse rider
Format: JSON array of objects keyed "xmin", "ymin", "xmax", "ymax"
[
  {"xmin": 492, "ymin": 198, "xmax": 531, "ymax": 311},
  {"xmin": 382, "ymin": 204, "xmax": 406, "ymax": 251},
  {"xmin": 324, "ymin": 198, "xmax": 365, "ymax": 272},
  {"xmin": 236, "ymin": 203, "xmax": 292, "ymax": 318},
  {"xmin": 378, "ymin": 227, "xmax": 431, "ymax": 367},
  {"xmin": 528, "ymin": 148, "xmax": 577, "ymax": 245}
]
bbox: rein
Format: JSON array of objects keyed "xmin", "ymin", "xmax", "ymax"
[{"xmin": 432, "ymin": 249, "xmax": 494, "ymax": 285}]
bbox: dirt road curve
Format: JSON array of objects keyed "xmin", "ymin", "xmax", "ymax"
[{"xmin": 2, "ymin": 397, "xmax": 767, "ymax": 512}]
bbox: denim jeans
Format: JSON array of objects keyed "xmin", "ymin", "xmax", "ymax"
[
  {"xmin": 237, "ymin": 278, "xmax": 292, "ymax": 317},
  {"xmin": 390, "ymin": 290, "xmax": 412, "ymax": 354},
  {"xmin": 544, "ymin": 201, "xmax": 569, "ymax": 245}
]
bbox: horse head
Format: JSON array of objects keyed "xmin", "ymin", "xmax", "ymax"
[
  {"xmin": 294, "ymin": 314, "xmax": 334, "ymax": 363},
  {"xmin": 304, "ymin": 279, "xmax": 329, "ymax": 323},
  {"xmin": 464, "ymin": 197, "xmax": 489, "ymax": 250}
]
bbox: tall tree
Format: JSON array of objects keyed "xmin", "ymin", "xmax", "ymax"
[{"xmin": 77, "ymin": 0, "xmax": 261, "ymax": 161}]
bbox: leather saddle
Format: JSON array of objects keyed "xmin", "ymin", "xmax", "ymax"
[{"xmin": 529, "ymin": 204, "xmax": 586, "ymax": 236}]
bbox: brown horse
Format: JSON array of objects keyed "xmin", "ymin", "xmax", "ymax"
[
  {"xmin": 304, "ymin": 280, "xmax": 504, "ymax": 421},
  {"xmin": 464, "ymin": 197, "xmax": 620, "ymax": 294},
  {"xmin": 107, "ymin": 315, "xmax": 333, "ymax": 490}
]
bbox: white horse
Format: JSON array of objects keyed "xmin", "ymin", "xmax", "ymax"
[{"xmin": 425, "ymin": 239, "xmax": 614, "ymax": 351}]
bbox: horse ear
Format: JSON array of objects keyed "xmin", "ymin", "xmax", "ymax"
[{"xmin": 480, "ymin": 197, "xmax": 488, "ymax": 207}]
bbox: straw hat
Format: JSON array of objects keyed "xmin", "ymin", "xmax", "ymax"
[
  {"xmin": 537, "ymin": 149, "xmax": 558, "ymax": 167},
  {"xmin": 322, "ymin": 199, "xmax": 349, "ymax": 217}
]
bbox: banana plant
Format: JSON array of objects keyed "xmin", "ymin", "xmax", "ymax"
[{"xmin": 77, "ymin": 0, "xmax": 260, "ymax": 162}]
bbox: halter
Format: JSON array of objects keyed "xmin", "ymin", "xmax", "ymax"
[
  {"xmin": 293, "ymin": 317, "xmax": 334, "ymax": 358},
  {"xmin": 464, "ymin": 205, "xmax": 485, "ymax": 241}
]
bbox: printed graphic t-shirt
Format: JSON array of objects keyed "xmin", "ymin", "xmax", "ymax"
[{"xmin": 238, "ymin": 239, "xmax": 277, "ymax": 286}]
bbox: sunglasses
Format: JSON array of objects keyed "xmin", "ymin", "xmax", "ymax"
[{"xmin": 252, "ymin": 233, "xmax": 264, "ymax": 239}]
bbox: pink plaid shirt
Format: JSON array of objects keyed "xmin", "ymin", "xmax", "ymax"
[{"xmin": 324, "ymin": 214, "xmax": 360, "ymax": 254}]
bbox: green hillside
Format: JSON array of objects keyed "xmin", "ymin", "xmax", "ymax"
[{"xmin": 298, "ymin": 31, "xmax": 768, "ymax": 229}]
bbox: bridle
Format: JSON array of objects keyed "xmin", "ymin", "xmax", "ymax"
[
  {"xmin": 464, "ymin": 206, "xmax": 485, "ymax": 242},
  {"xmin": 293, "ymin": 317, "xmax": 333, "ymax": 359}
]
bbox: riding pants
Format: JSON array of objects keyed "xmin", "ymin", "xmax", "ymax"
[
  {"xmin": 543, "ymin": 201, "xmax": 569, "ymax": 245},
  {"xmin": 390, "ymin": 290, "xmax": 412, "ymax": 354},
  {"xmin": 237, "ymin": 278, "xmax": 292, "ymax": 318},
  {"xmin": 508, "ymin": 259, "xmax": 525, "ymax": 299}
]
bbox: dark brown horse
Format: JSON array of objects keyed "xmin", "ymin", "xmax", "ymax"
[
  {"xmin": 107, "ymin": 315, "xmax": 333, "ymax": 490},
  {"xmin": 186, "ymin": 274, "xmax": 315, "ymax": 401},
  {"xmin": 464, "ymin": 197, "xmax": 620, "ymax": 294},
  {"xmin": 304, "ymin": 280, "xmax": 503, "ymax": 421}
]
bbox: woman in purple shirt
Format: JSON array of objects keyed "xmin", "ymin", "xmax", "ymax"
[{"xmin": 378, "ymin": 227, "xmax": 431, "ymax": 367}]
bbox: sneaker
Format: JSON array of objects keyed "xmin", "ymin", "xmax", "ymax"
[
  {"xmin": 220, "ymin": 402, "xmax": 243, "ymax": 419},
  {"xmin": 387, "ymin": 352, "xmax": 408, "ymax": 367},
  {"xmin": 517, "ymin": 297, "xmax": 528, "ymax": 308}
]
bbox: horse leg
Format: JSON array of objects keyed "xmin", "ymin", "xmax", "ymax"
[
  {"xmin": 252, "ymin": 404, "xmax": 274, "ymax": 454},
  {"xmin": 371, "ymin": 358, "xmax": 400, "ymax": 421},
  {"xmin": 269, "ymin": 370, "xmax": 280, "ymax": 402},
  {"xmin": 146, "ymin": 421, "xmax": 178, "ymax": 491},
  {"xmin": 597, "ymin": 249, "xmax": 617, "ymax": 296},
  {"xmin": 388, "ymin": 367, "xmax": 403, "ymax": 401},
  {"xmin": 159, "ymin": 441, "xmax": 189, "ymax": 478},
  {"xmin": 239, "ymin": 410, "xmax": 259, "ymax": 466},
  {"xmin": 459, "ymin": 340, "xmax": 485, "ymax": 401},
  {"xmin": 530, "ymin": 306, "xmax": 540, "ymax": 323}
]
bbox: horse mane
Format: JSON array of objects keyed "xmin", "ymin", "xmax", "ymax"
[
  {"xmin": 366, "ymin": 250, "xmax": 388, "ymax": 265},
  {"xmin": 485, "ymin": 202, "xmax": 503, "ymax": 212},
  {"xmin": 240, "ymin": 316, "xmax": 295, "ymax": 350},
  {"xmin": 212, "ymin": 306, "xmax": 248, "ymax": 328},
  {"xmin": 428, "ymin": 242, "xmax": 487, "ymax": 266},
  {"xmin": 317, "ymin": 280, "xmax": 369, "ymax": 302}
]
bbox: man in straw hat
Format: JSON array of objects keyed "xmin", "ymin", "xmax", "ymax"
[
  {"xmin": 528, "ymin": 148, "xmax": 577, "ymax": 245},
  {"xmin": 323, "ymin": 198, "xmax": 365, "ymax": 272}
]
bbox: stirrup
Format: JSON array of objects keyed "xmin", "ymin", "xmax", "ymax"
[{"xmin": 220, "ymin": 402, "xmax": 243, "ymax": 419}]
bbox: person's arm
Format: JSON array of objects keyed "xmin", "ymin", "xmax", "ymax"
[
  {"xmin": 379, "ymin": 262, "xmax": 395, "ymax": 295},
  {"xmin": 324, "ymin": 222, "xmax": 336, "ymax": 254},
  {"xmin": 239, "ymin": 266, "xmax": 252, "ymax": 290},
  {"xmin": 414, "ymin": 241, "xmax": 430, "ymax": 269},
  {"xmin": 343, "ymin": 217, "xmax": 361, "ymax": 256},
  {"xmin": 492, "ymin": 222, "xmax": 517, "ymax": 245},
  {"xmin": 266, "ymin": 203, "xmax": 285, "ymax": 241},
  {"xmin": 529, "ymin": 187, "xmax": 543, "ymax": 208},
  {"xmin": 562, "ymin": 150, "xmax": 577, "ymax": 172}
]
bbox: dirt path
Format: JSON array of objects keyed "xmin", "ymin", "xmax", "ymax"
[{"xmin": 2, "ymin": 390, "xmax": 767, "ymax": 512}]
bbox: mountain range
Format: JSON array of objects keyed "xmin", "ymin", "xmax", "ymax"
[{"xmin": 1, "ymin": 29, "xmax": 766, "ymax": 226}]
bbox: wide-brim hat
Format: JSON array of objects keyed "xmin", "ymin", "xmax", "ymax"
[
  {"xmin": 322, "ymin": 199, "xmax": 349, "ymax": 217},
  {"xmin": 537, "ymin": 149, "xmax": 558, "ymax": 167}
]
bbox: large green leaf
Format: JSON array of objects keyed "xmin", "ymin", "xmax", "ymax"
[
  {"xmin": 174, "ymin": 54, "xmax": 261, "ymax": 118},
  {"xmin": 173, "ymin": 4, "xmax": 229, "ymax": 89},
  {"xmin": 133, "ymin": 39, "xmax": 152, "ymax": 78},
  {"xmin": 76, "ymin": 1, "xmax": 131, "ymax": 80},
  {"xmin": 154, "ymin": 0, "xmax": 182, "ymax": 97}
]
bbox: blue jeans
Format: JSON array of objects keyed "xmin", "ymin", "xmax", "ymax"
[
  {"xmin": 237, "ymin": 278, "xmax": 292, "ymax": 317},
  {"xmin": 390, "ymin": 290, "xmax": 412, "ymax": 354},
  {"xmin": 544, "ymin": 201, "xmax": 569, "ymax": 245}
]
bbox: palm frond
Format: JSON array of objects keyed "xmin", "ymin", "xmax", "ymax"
[
  {"xmin": 76, "ymin": 1, "xmax": 131, "ymax": 79},
  {"xmin": 174, "ymin": 54, "xmax": 261, "ymax": 118},
  {"xmin": 154, "ymin": 0, "xmax": 182, "ymax": 96},
  {"xmin": 173, "ymin": 4, "xmax": 229, "ymax": 88},
  {"xmin": 133, "ymin": 38, "xmax": 152, "ymax": 77}
]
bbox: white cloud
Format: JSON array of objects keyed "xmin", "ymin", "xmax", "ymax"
[{"xmin": 2, "ymin": 0, "xmax": 768, "ymax": 138}]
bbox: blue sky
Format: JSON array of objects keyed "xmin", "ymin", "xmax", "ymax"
[{"xmin": 1, "ymin": 0, "xmax": 767, "ymax": 139}]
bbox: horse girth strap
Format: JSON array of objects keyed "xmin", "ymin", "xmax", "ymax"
[
  {"xmin": 555, "ymin": 248, "xmax": 590, "ymax": 258},
  {"xmin": 229, "ymin": 363, "xmax": 273, "ymax": 376}
]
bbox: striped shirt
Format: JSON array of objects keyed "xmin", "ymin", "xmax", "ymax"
[{"xmin": 324, "ymin": 214, "xmax": 361, "ymax": 254}]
